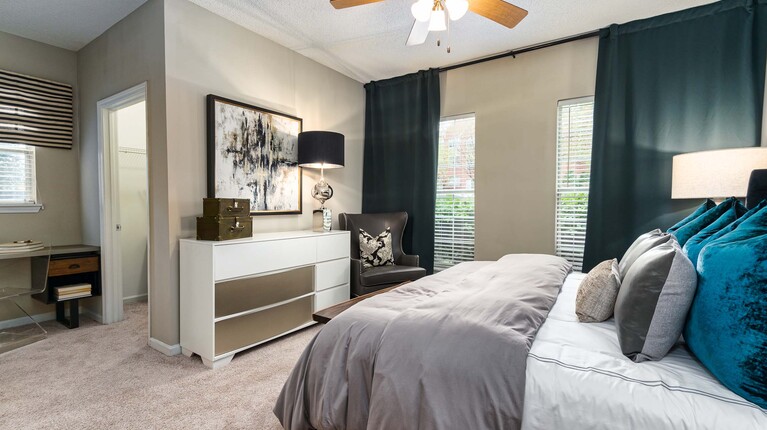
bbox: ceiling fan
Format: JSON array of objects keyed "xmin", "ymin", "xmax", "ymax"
[{"xmin": 330, "ymin": 0, "xmax": 528, "ymax": 51}]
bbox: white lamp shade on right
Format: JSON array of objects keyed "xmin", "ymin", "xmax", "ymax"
[{"xmin": 672, "ymin": 147, "xmax": 767, "ymax": 199}]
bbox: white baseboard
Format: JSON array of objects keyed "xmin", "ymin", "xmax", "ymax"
[
  {"xmin": 123, "ymin": 294, "xmax": 148, "ymax": 304},
  {"xmin": 81, "ymin": 308, "xmax": 103, "ymax": 324},
  {"xmin": 0, "ymin": 311, "xmax": 55, "ymax": 330},
  {"xmin": 149, "ymin": 337, "xmax": 181, "ymax": 356}
]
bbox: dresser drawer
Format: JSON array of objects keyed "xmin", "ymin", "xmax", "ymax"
[
  {"xmin": 48, "ymin": 257, "xmax": 99, "ymax": 277},
  {"xmin": 213, "ymin": 237, "xmax": 316, "ymax": 281},
  {"xmin": 215, "ymin": 266, "xmax": 313, "ymax": 318},
  {"xmin": 315, "ymin": 258, "xmax": 350, "ymax": 291},
  {"xmin": 316, "ymin": 233, "xmax": 349, "ymax": 262},
  {"xmin": 214, "ymin": 296, "xmax": 313, "ymax": 356},
  {"xmin": 314, "ymin": 284, "xmax": 350, "ymax": 311}
]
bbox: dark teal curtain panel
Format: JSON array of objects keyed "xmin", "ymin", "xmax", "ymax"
[
  {"xmin": 363, "ymin": 69, "xmax": 440, "ymax": 273},
  {"xmin": 583, "ymin": 0, "xmax": 767, "ymax": 271}
]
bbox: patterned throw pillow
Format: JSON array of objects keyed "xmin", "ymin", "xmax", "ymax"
[
  {"xmin": 576, "ymin": 259, "xmax": 621, "ymax": 323},
  {"xmin": 359, "ymin": 228, "xmax": 395, "ymax": 269}
]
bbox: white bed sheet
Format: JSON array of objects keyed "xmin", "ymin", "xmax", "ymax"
[{"xmin": 522, "ymin": 273, "xmax": 767, "ymax": 430}]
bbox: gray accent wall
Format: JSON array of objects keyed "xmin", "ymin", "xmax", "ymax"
[
  {"xmin": 160, "ymin": 0, "xmax": 364, "ymax": 346},
  {"xmin": 77, "ymin": 0, "xmax": 168, "ymax": 323},
  {"xmin": 440, "ymin": 38, "xmax": 599, "ymax": 261},
  {"xmin": 0, "ymin": 31, "xmax": 82, "ymax": 319}
]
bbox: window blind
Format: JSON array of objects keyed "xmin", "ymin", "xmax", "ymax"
[
  {"xmin": 0, "ymin": 68, "xmax": 73, "ymax": 150},
  {"xmin": 555, "ymin": 97, "xmax": 594, "ymax": 272},
  {"xmin": 0, "ymin": 142, "xmax": 36, "ymax": 204},
  {"xmin": 435, "ymin": 115, "xmax": 475, "ymax": 272}
]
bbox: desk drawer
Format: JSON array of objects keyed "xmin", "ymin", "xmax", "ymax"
[{"xmin": 49, "ymin": 257, "xmax": 99, "ymax": 277}]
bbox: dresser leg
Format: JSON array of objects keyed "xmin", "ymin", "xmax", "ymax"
[
  {"xmin": 201, "ymin": 355, "xmax": 233, "ymax": 369},
  {"xmin": 181, "ymin": 347, "xmax": 193, "ymax": 357}
]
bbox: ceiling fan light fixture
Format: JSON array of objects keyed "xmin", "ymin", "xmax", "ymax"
[
  {"xmin": 428, "ymin": 7, "xmax": 447, "ymax": 32},
  {"xmin": 445, "ymin": 0, "xmax": 469, "ymax": 21},
  {"xmin": 411, "ymin": 0, "xmax": 432, "ymax": 22}
]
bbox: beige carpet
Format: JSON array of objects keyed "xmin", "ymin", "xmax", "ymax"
[{"xmin": 0, "ymin": 302, "xmax": 320, "ymax": 429}]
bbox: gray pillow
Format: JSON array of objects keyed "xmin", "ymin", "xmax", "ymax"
[
  {"xmin": 614, "ymin": 240, "xmax": 697, "ymax": 362},
  {"xmin": 576, "ymin": 259, "xmax": 621, "ymax": 323},
  {"xmin": 618, "ymin": 229, "xmax": 673, "ymax": 279}
]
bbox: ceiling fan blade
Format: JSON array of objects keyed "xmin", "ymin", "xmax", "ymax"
[
  {"xmin": 330, "ymin": 0, "xmax": 384, "ymax": 9},
  {"xmin": 406, "ymin": 19, "xmax": 430, "ymax": 46},
  {"xmin": 469, "ymin": 0, "xmax": 528, "ymax": 29}
]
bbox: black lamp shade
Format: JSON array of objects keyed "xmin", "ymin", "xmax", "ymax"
[{"xmin": 297, "ymin": 131, "xmax": 345, "ymax": 169}]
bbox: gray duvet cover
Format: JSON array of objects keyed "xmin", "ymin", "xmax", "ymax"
[{"xmin": 275, "ymin": 254, "xmax": 572, "ymax": 430}]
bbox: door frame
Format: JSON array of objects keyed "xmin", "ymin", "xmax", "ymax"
[{"xmin": 97, "ymin": 82, "xmax": 148, "ymax": 325}]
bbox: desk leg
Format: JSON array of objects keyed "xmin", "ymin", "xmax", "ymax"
[{"xmin": 55, "ymin": 299, "xmax": 80, "ymax": 329}]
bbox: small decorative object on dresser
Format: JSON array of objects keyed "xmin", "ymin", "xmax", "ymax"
[
  {"xmin": 206, "ymin": 95, "xmax": 303, "ymax": 215},
  {"xmin": 179, "ymin": 230, "xmax": 350, "ymax": 369},
  {"xmin": 196, "ymin": 198, "xmax": 253, "ymax": 241},
  {"xmin": 297, "ymin": 131, "xmax": 345, "ymax": 232}
]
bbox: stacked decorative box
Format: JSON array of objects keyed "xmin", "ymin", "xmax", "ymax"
[{"xmin": 196, "ymin": 198, "xmax": 253, "ymax": 241}]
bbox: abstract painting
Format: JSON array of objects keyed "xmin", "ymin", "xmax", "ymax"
[{"xmin": 207, "ymin": 95, "xmax": 302, "ymax": 215}]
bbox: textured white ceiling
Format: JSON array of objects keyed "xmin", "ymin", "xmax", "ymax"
[
  {"xmin": 189, "ymin": 0, "xmax": 717, "ymax": 83},
  {"xmin": 0, "ymin": 0, "xmax": 149, "ymax": 51}
]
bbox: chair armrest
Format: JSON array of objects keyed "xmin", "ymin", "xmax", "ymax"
[
  {"xmin": 396, "ymin": 254, "xmax": 420, "ymax": 267},
  {"xmin": 351, "ymin": 257, "xmax": 364, "ymax": 275}
]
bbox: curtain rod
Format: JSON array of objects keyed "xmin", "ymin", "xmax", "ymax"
[{"xmin": 438, "ymin": 30, "xmax": 601, "ymax": 73}]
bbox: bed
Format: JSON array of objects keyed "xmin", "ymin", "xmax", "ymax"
[
  {"xmin": 274, "ymin": 256, "xmax": 767, "ymax": 429},
  {"xmin": 523, "ymin": 273, "xmax": 767, "ymax": 430}
]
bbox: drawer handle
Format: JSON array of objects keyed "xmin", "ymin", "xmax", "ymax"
[
  {"xmin": 226, "ymin": 206, "xmax": 245, "ymax": 212},
  {"xmin": 230, "ymin": 225, "xmax": 245, "ymax": 231},
  {"xmin": 68, "ymin": 264, "xmax": 81, "ymax": 270}
]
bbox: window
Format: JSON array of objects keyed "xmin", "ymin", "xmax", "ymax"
[
  {"xmin": 555, "ymin": 97, "xmax": 594, "ymax": 271},
  {"xmin": 435, "ymin": 114, "xmax": 475, "ymax": 272},
  {"xmin": 0, "ymin": 142, "xmax": 37, "ymax": 206}
]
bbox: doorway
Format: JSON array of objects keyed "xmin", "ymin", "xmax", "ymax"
[{"xmin": 97, "ymin": 83, "xmax": 149, "ymax": 327}]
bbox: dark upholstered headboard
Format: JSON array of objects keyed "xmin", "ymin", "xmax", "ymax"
[{"xmin": 746, "ymin": 169, "xmax": 767, "ymax": 209}]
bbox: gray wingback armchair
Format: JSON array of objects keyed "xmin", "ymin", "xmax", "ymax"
[{"xmin": 339, "ymin": 212, "xmax": 427, "ymax": 297}]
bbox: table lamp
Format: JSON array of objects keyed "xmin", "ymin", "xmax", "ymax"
[
  {"xmin": 297, "ymin": 131, "xmax": 345, "ymax": 232},
  {"xmin": 672, "ymin": 147, "xmax": 767, "ymax": 203}
]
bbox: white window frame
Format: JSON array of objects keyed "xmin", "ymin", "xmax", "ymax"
[
  {"xmin": 0, "ymin": 142, "xmax": 41, "ymax": 213},
  {"xmin": 554, "ymin": 96, "xmax": 594, "ymax": 272},
  {"xmin": 435, "ymin": 113, "xmax": 476, "ymax": 272}
]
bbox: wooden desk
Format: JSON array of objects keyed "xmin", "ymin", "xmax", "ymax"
[
  {"xmin": 32, "ymin": 245, "xmax": 101, "ymax": 329},
  {"xmin": 312, "ymin": 282, "xmax": 410, "ymax": 324}
]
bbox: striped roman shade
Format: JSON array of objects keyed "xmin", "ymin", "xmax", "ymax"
[{"xmin": 0, "ymin": 68, "xmax": 73, "ymax": 150}]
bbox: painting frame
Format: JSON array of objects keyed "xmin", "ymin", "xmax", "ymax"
[{"xmin": 206, "ymin": 94, "xmax": 303, "ymax": 216}]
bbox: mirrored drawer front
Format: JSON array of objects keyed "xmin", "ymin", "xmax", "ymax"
[
  {"xmin": 214, "ymin": 296, "xmax": 312, "ymax": 356},
  {"xmin": 215, "ymin": 266, "xmax": 313, "ymax": 318}
]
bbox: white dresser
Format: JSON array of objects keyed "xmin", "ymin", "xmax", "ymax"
[{"xmin": 179, "ymin": 230, "xmax": 350, "ymax": 368}]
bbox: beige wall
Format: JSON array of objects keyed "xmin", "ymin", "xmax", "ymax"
[
  {"xmin": 77, "ymin": 0, "xmax": 168, "ymax": 319},
  {"xmin": 441, "ymin": 38, "xmax": 599, "ymax": 261},
  {"xmin": 157, "ymin": 0, "xmax": 365, "ymax": 345},
  {"xmin": 0, "ymin": 31, "xmax": 83, "ymax": 319}
]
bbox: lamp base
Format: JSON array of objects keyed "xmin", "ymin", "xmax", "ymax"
[{"xmin": 313, "ymin": 208, "xmax": 332, "ymax": 232}]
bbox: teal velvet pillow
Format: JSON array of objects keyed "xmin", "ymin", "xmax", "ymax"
[
  {"xmin": 684, "ymin": 204, "xmax": 767, "ymax": 409},
  {"xmin": 670, "ymin": 197, "xmax": 739, "ymax": 247},
  {"xmin": 667, "ymin": 199, "xmax": 716, "ymax": 233},
  {"xmin": 683, "ymin": 199, "xmax": 747, "ymax": 265}
]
